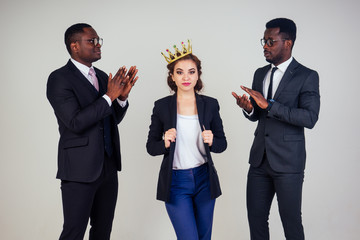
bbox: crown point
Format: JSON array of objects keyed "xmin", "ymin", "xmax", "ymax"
[{"xmin": 162, "ymin": 40, "xmax": 192, "ymax": 64}]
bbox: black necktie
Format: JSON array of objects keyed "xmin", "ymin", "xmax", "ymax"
[{"xmin": 267, "ymin": 67, "xmax": 278, "ymax": 100}]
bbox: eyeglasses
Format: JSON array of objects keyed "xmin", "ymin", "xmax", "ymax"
[
  {"xmin": 260, "ymin": 38, "xmax": 288, "ymax": 47},
  {"xmin": 77, "ymin": 37, "xmax": 103, "ymax": 46}
]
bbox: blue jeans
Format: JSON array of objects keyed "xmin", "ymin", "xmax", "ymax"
[{"xmin": 165, "ymin": 164, "xmax": 215, "ymax": 240}]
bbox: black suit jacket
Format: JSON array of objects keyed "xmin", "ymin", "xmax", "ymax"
[
  {"xmin": 146, "ymin": 93, "xmax": 227, "ymax": 202},
  {"xmin": 47, "ymin": 60, "xmax": 128, "ymax": 182},
  {"xmin": 245, "ymin": 58, "xmax": 320, "ymax": 173}
]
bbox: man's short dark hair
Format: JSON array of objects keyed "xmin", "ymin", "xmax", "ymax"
[
  {"xmin": 64, "ymin": 23, "xmax": 92, "ymax": 55},
  {"xmin": 266, "ymin": 18, "xmax": 297, "ymax": 47}
]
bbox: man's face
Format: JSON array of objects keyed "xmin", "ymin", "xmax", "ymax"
[
  {"xmin": 71, "ymin": 27, "xmax": 102, "ymax": 67},
  {"xmin": 262, "ymin": 27, "xmax": 291, "ymax": 66}
]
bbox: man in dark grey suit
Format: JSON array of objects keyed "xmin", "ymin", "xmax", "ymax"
[
  {"xmin": 47, "ymin": 23, "xmax": 138, "ymax": 240},
  {"xmin": 232, "ymin": 18, "xmax": 320, "ymax": 240}
]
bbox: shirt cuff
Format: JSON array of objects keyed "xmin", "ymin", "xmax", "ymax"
[
  {"xmin": 243, "ymin": 108, "xmax": 254, "ymax": 116},
  {"xmin": 116, "ymin": 98, "xmax": 128, "ymax": 108},
  {"xmin": 102, "ymin": 95, "xmax": 128, "ymax": 108},
  {"xmin": 102, "ymin": 94, "xmax": 112, "ymax": 106}
]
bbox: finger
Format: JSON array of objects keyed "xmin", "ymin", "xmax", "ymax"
[
  {"xmin": 128, "ymin": 66, "xmax": 135, "ymax": 73},
  {"xmin": 128, "ymin": 68, "xmax": 138, "ymax": 83},
  {"xmin": 166, "ymin": 128, "xmax": 176, "ymax": 136},
  {"xmin": 113, "ymin": 68, "xmax": 124, "ymax": 85},
  {"xmin": 242, "ymin": 94, "xmax": 249, "ymax": 101},
  {"xmin": 120, "ymin": 76, "xmax": 130, "ymax": 86},
  {"xmin": 130, "ymin": 76, "xmax": 139, "ymax": 86},
  {"xmin": 124, "ymin": 66, "xmax": 132, "ymax": 78},
  {"xmin": 119, "ymin": 67, "xmax": 127, "ymax": 79},
  {"xmin": 129, "ymin": 66, "xmax": 136, "ymax": 77},
  {"xmin": 231, "ymin": 92, "xmax": 239, "ymax": 99},
  {"xmin": 242, "ymin": 87, "xmax": 253, "ymax": 96},
  {"xmin": 202, "ymin": 125, "xmax": 206, "ymax": 131},
  {"xmin": 108, "ymin": 73, "xmax": 113, "ymax": 82},
  {"xmin": 167, "ymin": 134, "xmax": 175, "ymax": 142},
  {"xmin": 130, "ymin": 69, "xmax": 139, "ymax": 81},
  {"xmin": 241, "ymin": 85, "xmax": 252, "ymax": 93},
  {"xmin": 114, "ymin": 66, "xmax": 124, "ymax": 78}
]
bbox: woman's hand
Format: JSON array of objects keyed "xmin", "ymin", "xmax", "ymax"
[
  {"xmin": 202, "ymin": 126, "xmax": 213, "ymax": 146},
  {"xmin": 164, "ymin": 128, "xmax": 176, "ymax": 148}
]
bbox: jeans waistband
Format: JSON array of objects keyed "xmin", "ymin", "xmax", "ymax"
[{"xmin": 172, "ymin": 163, "xmax": 208, "ymax": 175}]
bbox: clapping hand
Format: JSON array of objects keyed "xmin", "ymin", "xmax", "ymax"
[
  {"xmin": 231, "ymin": 90, "xmax": 253, "ymax": 113},
  {"xmin": 239, "ymin": 85, "xmax": 268, "ymax": 110},
  {"xmin": 119, "ymin": 66, "xmax": 139, "ymax": 101},
  {"xmin": 106, "ymin": 66, "xmax": 139, "ymax": 102}
]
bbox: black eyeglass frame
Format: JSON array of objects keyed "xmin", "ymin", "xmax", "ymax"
[
  {"xmin": 76, "ymin": 37, "xmax": 103, "ymax": 47},
  {"xmin": 260, "ymin": 38, "xmax": 288, "ymax": 47}
]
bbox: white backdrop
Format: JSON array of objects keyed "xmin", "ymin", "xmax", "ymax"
[{"xmin": 1, "ymin": 0, "xmax": 359, "ymax": 239}]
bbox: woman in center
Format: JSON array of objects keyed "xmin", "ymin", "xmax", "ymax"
[{"xmin": 146, "ymin": 41, "xmax": 227, "ymax": 240}]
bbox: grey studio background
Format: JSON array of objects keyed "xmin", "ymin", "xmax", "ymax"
[{"xmin": 1, "ymin": 0, "xmax": 359, "ymax": 239}]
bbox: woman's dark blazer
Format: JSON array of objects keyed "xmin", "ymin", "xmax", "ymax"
[{"xmin": 146, "ymin": 93, "xmax": 227, "ymax": 202}]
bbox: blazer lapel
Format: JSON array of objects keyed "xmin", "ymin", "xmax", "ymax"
[
  {"xmin": 94, "ymin": 68, "xmax": 107, "ymax": 95},
  {"xmin": 169, "ymin": 94, "xmax": 177, "ymax": 153},
  {"xmin": 67, "ymin": 60, "xmax": 99, "ymax": 96},
  {"xmin": 170, "ymin": 93, "xmax": 177, "ymax": 128},
  {"xmin": 274, "ymin": 58, "xmax": 300, "ymax": 100},
  {"xmin": 196, "ymin": 93, "xmax": 205, "ymax": 129},
  {"xmin": 256, "ymin": 65, "xmax": 271, "ymax": 95}
]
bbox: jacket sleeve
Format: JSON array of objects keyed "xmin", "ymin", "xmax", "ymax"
[
  {"xmin": 268, "ymin": 70, "xmax": 320, "ymax": 129},
  {"xmin": 209, "ymin": 99, "xmax": 227, "ymax": 153},
  {"xmin": 146, "ymin": 101, "xmax": 168, "ymax": 156},
  {"xmin": 112, "ymin": 100, "xmax": 129, "ymax": 125},
  {"xmin": 243, "ymin": 69, "xmax": 262, "ymax": 122}
]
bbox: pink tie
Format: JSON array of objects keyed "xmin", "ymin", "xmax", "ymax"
[{"xmin": 89, "ymin": 68, "xmax": 99, "ymax": 91}]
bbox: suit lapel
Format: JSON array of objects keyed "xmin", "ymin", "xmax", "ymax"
[
  {"xmin": 67, "ymin": 60, "xmax": 99, "ymax": 96},
  {"xmin": 256, "ymin": 65, "xmax": 271, "ymax": 95},
  {"xmin": 195, "ymin": 94, "xmax": 212, "ymax": 156},
  {"xmin": 196, "ymin": 93, "xmax": 205, "ymax": 128},
  {"xmin": 94, "ymin": 67, "xmax": 107, "ymax": 95},
  {"xmin": 170, "ymin": 94, "xmax": 177, "ymax": 128},
  {"xmin": 274, "ymin": 58, "xmax": 300, "ymax": 100},
  {"xmin": 168, "ymin": 94, "xmax": 177, "ymax": 154}
]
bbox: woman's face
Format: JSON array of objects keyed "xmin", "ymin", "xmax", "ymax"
[{"xmin": 172, "ymin": 59, "xmax": 198, "ymax": 93}]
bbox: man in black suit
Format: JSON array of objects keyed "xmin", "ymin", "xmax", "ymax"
[
  {"xmin": 47, "ymin": 23, "xmax": 138, "ymax": 240},
  {"xmin": 232, "ymin": 18, "xmax": 320, "ymax": 239}
]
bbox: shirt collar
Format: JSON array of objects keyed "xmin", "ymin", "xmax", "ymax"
[
  {"xmin": 272, "ymin": 56, "xmax": 293, "ymax": 73},
  {"xmin": 70, "ymin": 58, "xmax": 94, "ymax": 75}
]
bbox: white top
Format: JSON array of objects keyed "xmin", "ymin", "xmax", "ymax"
[{"xmin": 172, "ymin": 114, "xmax": 207, "ymax": 170}]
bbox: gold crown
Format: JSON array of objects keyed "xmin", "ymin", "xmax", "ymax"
[{"xmin": 161, "ymin": 40, "xmax": 192, "ymax": 64}]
